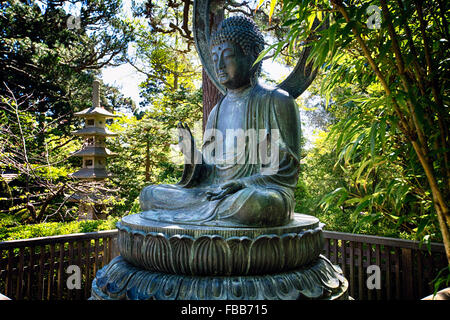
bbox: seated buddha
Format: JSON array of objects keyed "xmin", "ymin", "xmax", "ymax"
[{"xmin": 139, "ymin": 16, "xmax": 302, "ymax": 228}]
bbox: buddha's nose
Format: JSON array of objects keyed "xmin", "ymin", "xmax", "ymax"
[{"xmin": 217, "ymin": 55, "xmax": 225, "ymax": 70}]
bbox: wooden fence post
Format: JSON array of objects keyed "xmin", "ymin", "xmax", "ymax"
[{"xmin": 401, "ymin": 248, "xmax": 414, "ymax": 299}]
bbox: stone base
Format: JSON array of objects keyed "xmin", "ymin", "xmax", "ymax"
[{"xmin": 91, "ymin": 255, "xmax": 348, "ymax": 300}]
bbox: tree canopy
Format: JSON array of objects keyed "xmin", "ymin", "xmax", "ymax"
[
  {"xmin": 259, "ymin": 0, "xmax": 449, "ymax": 263},
  {"xmin": 0, "ymin": 0, "xmax": 134, "ymax": 223}
]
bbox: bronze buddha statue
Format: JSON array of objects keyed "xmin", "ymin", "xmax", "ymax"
[{"xmin": 139, "ymin": 16, "xmax": 301, "ymax": 228}]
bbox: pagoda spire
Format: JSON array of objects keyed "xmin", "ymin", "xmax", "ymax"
[
  {"xmin": 69, "ymin": 79, "xmax": 119, "ymax": 219},
  {"xmin": 93, "ymin": 79, "xmax": 100, "ymax": 108},
  {"xmin": 70, "ymin": 80, "xmax": 118, "ymax": 180}
]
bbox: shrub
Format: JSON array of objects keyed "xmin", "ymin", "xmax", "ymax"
[{"xmin": 0, "ymin": 216, "xmax": 120, "ymax": 241}]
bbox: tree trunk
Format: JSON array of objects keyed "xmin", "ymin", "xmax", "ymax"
[
  {"xmin": 202, "ymin": 68, "xmax": 222, "ymax": 130},
  {"xmin": 202, "ymin": 6, "xmax": 224, "ymax": 131}
]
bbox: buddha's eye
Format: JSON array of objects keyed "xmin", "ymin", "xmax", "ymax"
[{"xmin": 223, "ymin": 48, "xmax": 234, "ymax": 58}]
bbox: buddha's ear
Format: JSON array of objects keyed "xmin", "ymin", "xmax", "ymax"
[
  {"xmin": 251, "ymin": 45, "xmax": 262, "ymax": 60},
  {"xmin": 248, "ymin": 46, "xmax": 261, "ymax": 69}
]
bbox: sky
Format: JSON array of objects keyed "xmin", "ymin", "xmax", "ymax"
[
  {"xmin": 101, "ymin": 1, "xmax": 146, "ymax": 106},
  {"xmin": 102, "ymin": 61, "xmax": 146, "ymax": 106}
]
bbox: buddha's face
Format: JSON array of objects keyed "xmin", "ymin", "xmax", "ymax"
[{"xmin": 211, "ymin": 41, "xmax": 254, "ymax": 90}]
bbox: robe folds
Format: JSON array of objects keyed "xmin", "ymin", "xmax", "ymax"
[{"xmin": 139, "ymin": 83, "xmax": 302, "ymax": 227}]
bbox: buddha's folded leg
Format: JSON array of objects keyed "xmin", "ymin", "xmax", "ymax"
[
  {"xmin": 216, "ymin": 186, "xmax": 292, "ymax": 227},
  {"xmin": 139, "ymin": 184, "xmax": 221, "ymax": 224},
  {"xmin": 139, "ymin": 184, "xmax": 210, "ymax": 211},
  {"xmin": 139, "ymin": 184, "xmax": 292, "ymax": 227}
]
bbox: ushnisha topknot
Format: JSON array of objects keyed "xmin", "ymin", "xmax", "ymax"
[{"xmin": 210, "ymin": 15, "xmax": 265, "ymax": 59}]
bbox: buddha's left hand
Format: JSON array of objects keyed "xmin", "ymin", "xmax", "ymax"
[{"xmin": 206, "ymin": 181, "xmax": 246, "ymax": 201}]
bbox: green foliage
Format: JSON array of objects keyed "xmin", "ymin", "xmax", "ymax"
[
  {"xmin": 107, "ymin": 85, "xmax": 202, "ymax": 214},
  {"xmin": 0, "ymin": 0, "xmax": 135, "ymax": 223},
  {"xmin": 103, "ymin": 11, "xmax": 203, "ymax": 215},
  {"xmin": 264, "ymin": 0, "xmax": 450, "ymax": 248},
  {"xmin": 0, "ymin": 0, "xmax": 202, "ymax": 225},
  {"xmin": 0, "ymin": 94, "xmax": 81, "ymax": 223},
  {"xmin": 317, "ymin": 89, "xmax": 439, "ymax": 237},
  {"xmin": 0, "ymin": 216, "xmax": 119, "ymax": 241},
  {"xmin": 432, "ymin": 266, "xmax": 450, "ymax": 295},
  {"xmin": 0, "ymin": 0, "xmax": 134, "ymax": 127},
  {"xmin": 295, "ymin": 127, "xmax": 419, "ymax": 240}
]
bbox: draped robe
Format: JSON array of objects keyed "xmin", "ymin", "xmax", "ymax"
[{"xmin": 139, "ymin": 83, "xmax": 301, "ymax": 227}]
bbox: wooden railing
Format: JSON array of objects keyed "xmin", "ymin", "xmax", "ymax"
[
  {"xmin": 324, "ymin": 231, "xmax": 447, "ymax": 300},
  {"xmin": 0, "ymin": 230, "xmax": 118, "ymax": 300},
  {"xmin": 0, "ymin": 229, "xmax": 447, "ymax": 300}
]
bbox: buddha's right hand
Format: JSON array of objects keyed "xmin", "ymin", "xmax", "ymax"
[
  {"xmin": 177, "ymin": 122, "xmax": 196, "ymax": 163},
  {"xmin": 205, "ymin": 181, "xmax": 246, "ymax": 201}
]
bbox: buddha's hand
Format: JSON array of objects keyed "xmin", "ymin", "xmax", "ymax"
[
  {"xmin": 206, "ymin": 181, "xmax": 246, "ymax": 201},
  {"xmin": 177, "ymin": 122, "xmax": 196, "ymax": 162}
]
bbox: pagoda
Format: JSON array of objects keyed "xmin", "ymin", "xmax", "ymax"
[{"xmin": 70, "ymin": 80, "xmax": 118, "ymax": 219}]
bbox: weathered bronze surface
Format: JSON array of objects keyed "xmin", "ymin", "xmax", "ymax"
[
  {"xmin": 116, "ymin": 213, "xmax": 324, "ymax": 275},
  {"xmin": 91, "ymin": 14, "xmax": 348, "ymax": 300},
  {"xmin": 91, "ymin": 255, "xmax": 348, "ymax": 300},
  {"xmin": 139, "ymin": 16, "xmax": 301, "ymax": 228}
]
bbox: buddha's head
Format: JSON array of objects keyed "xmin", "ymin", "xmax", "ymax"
[{"xmin": 210, "ymin": 16, "xmax": 265, "ymax": 90}]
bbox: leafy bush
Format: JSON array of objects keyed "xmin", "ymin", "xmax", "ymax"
[
  {"xmin": 295, "ymin": 130, "xmax": 424, "ymax": 241},
  {"xmin": 0, "ymin": 216, "xmax": 119, "ymax": 241}
]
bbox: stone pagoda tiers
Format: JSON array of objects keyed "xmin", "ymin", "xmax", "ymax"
[{"xmin": 70, "ymin": 79, "xmax": 118, "ymax": 219}]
